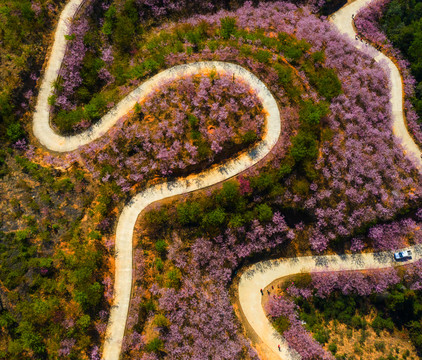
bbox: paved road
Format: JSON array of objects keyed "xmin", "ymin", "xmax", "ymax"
[
  {"xmin": 239, "ymin": 246, "xmax": 422, "ymax": 360},
  {"xmin": 33, "ymin": 0, "xmax": 421, "ymax": 359},
  {"xmin": 238, "ymin": 0, "xmax": 422, "ymax": 358},
  {"xmin": 100, "ymin": 62, "xmax": 281, "ymax": 360},
  {"xmin": 32, "ymin": 3, "xmax": 282, "ymax": 358},
  {"xmin": 331, "ymin": 0, "xmax": 421, "ymax": 170}
]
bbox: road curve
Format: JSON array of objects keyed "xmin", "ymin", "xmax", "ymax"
[
  {"xmin": 238, "ymin": 0, "xmax": 422, "ymax": 358},
  {"xmin": 101, "ymin": 63, "xmax": 281, "ymax": 360},
  {"xmin": 331, "ymin": 0, "xmax": 422, "ymax": 170},
  {"xmin": 238, "ymin": 246, "xmax": 422, "ymax": 360},
  {"xmin": 32, "ymin": 2, "xmax": 282, "ymax": 359},
  {"xmin": 33, "ymin": 0, "xmax": 422, "ymax": 359}
]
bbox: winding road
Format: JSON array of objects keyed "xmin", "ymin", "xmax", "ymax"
[
  {"xmin": 31, "ymin": 0, "xmax": 421, "ymax": 359},
  {"xmin": 238, "ymin": 0, "xmax": 422, "ymax": 359},
  {"xmin": 33, "ymin": 2, "xmax": 281, "ymax": 359}
]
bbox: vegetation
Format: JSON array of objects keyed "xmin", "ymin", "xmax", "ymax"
[
  {"xmin": 0, "ymin": 0, "xmax": 67, "ymax": 146},
  {"xmin": 119, "ymin": 1, "xmax": 422, "ymax": 356},
  {"xmin": 51, "ymin": 2, "xmax": 341, "ymax": 134},
  {"xmin": 297, "ymin": 284, "xmax": 422, "ymax": 359},
  {"xmin": 380, "ymin": 0, "xmax": 422, "ymax": 120},
  {"xmin": 266, "ymin": 265, "xmax": 422, "ymax": 360},
  {"xmin": 0, "ymin": 155, "xmax": 113, "ymax": 358},
  {"xmin": 1, "ymin": 0, "xmax": 421, "ymax": 358}
]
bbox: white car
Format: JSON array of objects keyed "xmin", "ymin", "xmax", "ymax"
[{"xmin": 394, "ymin": 250, "xmax": 412, "ymax": 261}]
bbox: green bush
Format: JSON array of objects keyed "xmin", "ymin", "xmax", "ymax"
[
  {"xmin": 314, "ymin": 329, "xmax": 330, "ymax": 344},
  {"xmin": 273, "ymin": 315, "xmax": 290, "ymax": 334},
  {"xmin": 274, "ymin": 63, "xmax": 293, "ymax": 86},
  {"xmin": 177, "ymin": 201, "xmax": 202, "ymax": 226},
  {"xmin": 113, "ymin": 15, "xmax": 136, "ymax": 52},
  {"xmin": 153, "ymin": 314, "xmax": 169, "ymax": 328},
  {"xmin": 84, "ymin": 93, "xmax": 107, "ymax": 121},
  {"xmin": 166, "ymin": 268, "xmax": 181, "ymax": 289},
  {"xmin": 220, "ymin": 17, "xmax": 237, "ymax": 40},
  {"xmin": 216, "ymin": 181, "xmax": 241, "ymax": 210},
  {"xmin": 55, "ymin": 108, "xmax": 84, "ymax": 134},
  {"xmin": 256, "ymin": 203, "xmax": 273, "ymax": 223},
  {"xmin": 290, "ymin": 131, "xmax": 318, "ymax": 163},
  {"xmin": 312, "ymin": 51, "xmax": 325, "ymax": 63},
  {"xmin": 299, "ymin": 100, "xmax": 329, "ymax": 126},
  {"xmin": 145, "ymin": 337, "xmax": 164, "ymax": 352},
  {"xmin": 351, "ymin": 315, "xmax": 366, "ymax": 329},
  {"xmin": 53, "ymin": 178, "xmax": 74, "ymax": 193},
  {"xmin": 372, "ymin": 315, "xmax": 395, "ymax": 334},
  {"xmin": 242, "ymin": 130, "xmax": 257, "ymax": 144},
  {"xmin": 203, "ymin": 207, "xmax": 226, "ymax": 228},
  {"xmin": 141, "ymin": 299, "xmax": 156, "ymax": 314},
  {"xmin": 278, "ymin": 163, "xmax": 293, "ymax": 178},
  {"xmin": 155, "ymin": 258, "xmax": 164, "ymax": 272},
  {"xmin": 310, "ymin": 68, "xmax": 342, "ymax": 100},
  {"xmin": 228, "ymin": 213, "xmax": 246, "ymax": 228},
  {"xmin": 292, "ymin": 178, "xmax": 310, "ymax": 196},
  {"xmin": 155, "ymin": 240, "xmax": 168, "ymax": 255},
  {"xmin": 251, "ymin": 173, "xmax": 273, "ymax": 193},
  {"xmin": 77, "ymin": 314, "xmax": 91, "ymax": 330},
  {"xmin": 17, "ymin": 321, "xmax": 45, "ymax": 355},
  {"xmin": 6, "ymin": 122, "xmax": 24, "ymax": 142},
  {"xmin": 328, "ymin": 343, "xmax": 338, "ymax": 355},
  {"xmin": 255, "ymin": 49, "xmax": 272, "ymax": 64},
  {"xmin": 188, "ymin": 114, "xmax": 199, "ymax": 128},
  {"xmin": 145, "ymin": 208, "xmax": 168, "ymax": 229}
]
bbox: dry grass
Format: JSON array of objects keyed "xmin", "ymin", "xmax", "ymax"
[{"xmin": 321, "ymin": 313, "xmax": 418, "ymax": 360}]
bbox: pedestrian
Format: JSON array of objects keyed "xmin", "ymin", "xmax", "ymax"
[
  {"xmin": 267, "ymin": 290, "xmax": 270, "ymax": 295},
  {"xmin": 352, "ymin": 14, "xmax": 354, "ymax": 19},
  {"xmin": 278, "ymin": 344, "xmax": 281, "ymax": 351},
  {"xmin": 355, "ymin": 35, "xmax": 358, "ymax": 41},
  {"xmin": 260, "ymin": 289, "xmax": 263, "ymax": 295},
  {"xmin": 272, "ymin": 285, "xmax": 274, "ymax": 290}
]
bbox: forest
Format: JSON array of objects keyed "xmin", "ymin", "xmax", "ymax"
[
  {"xmin": 0, "ymin": 0, "xmax": 422, "ymax": 359},
  {"xmin": 380, "ymin": 0, "xmax": 422, "ymax": 120}
]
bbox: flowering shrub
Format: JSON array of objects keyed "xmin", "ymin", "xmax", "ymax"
[
  {"xmin": 161, "ymin": 1, "xmax": 422, "ymax": 252},
  {"xmin": 113, "ymin": 0, "xmax": 422, "ymax": 357},
  {"xmin": 311, "ymin": 268, "xmax": 401, "ymax": 298},
  {"xmin": 266, "ymin": 263, "xmax": 422, "ymax": 358},
  {"xmin": 53, "ymin": 18, "xmax": 89, "ymax": 112},
  {"xmin": 51, "ymin": 0, "xmax": 335, "ymax": 134},
  {"xmin": 75, "ymin": 72, "xmax": 264, "ymax": 191},
  {"xmin": 354, "ymin": 0, "xmax": 422, "ymax": 146},
  {"xmin": 368, "ymin": 217, "xmax": 422, "ymax": 251},
  {"xmin": 265, "ymin": 297, "xmax": 333, "ymax": 359}
]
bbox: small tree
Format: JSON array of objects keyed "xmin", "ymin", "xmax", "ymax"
[
  {"xmin": 256, "ymin": 204, "xmax": 273, "ymax": 223},
  {"xmin": 177, "ymin": 201, "xmax": 202, "ymax": 226},
  {"xmin": 203, "ymin": 208, "xmax": 226, "ymax": 228},
  {"xmin": 155, "ymin": 240, "xmax": 168, "ymax": 255},
  {"xmin": 220, "ymin": 17, "xmax": 237, "ymax": 39}
]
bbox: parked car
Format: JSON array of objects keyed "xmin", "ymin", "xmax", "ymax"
[{"xmin": 393, "ymin": 249, "xmax": 412, "ymax": 261}]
